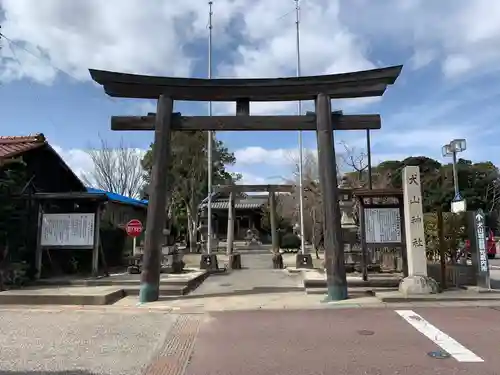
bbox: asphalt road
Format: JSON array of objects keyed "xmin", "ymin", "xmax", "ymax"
[
  {"xmin": 489, "ymin": 256, "xmax": 500, "ymax": 269},
  {"xmin": 2, "ymin": 307, "xmax": 500, "ymax": 374},
  {"xmin": 185, "ymin": 307, "xmax": 500, "ymax": 375}
]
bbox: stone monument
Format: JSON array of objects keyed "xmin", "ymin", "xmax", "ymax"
[{"xmin": 399, "ymin": 166, "xmax": 439, "ymax": 295}]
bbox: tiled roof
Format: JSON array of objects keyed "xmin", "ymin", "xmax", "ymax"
[
  {"xmin": 199, "ymin": 191, "xmax": 248, "ymax": 205},
  {"xmin": 0, "ymin": 133, "xmax": 47, "ymax": 159},
  {"xmin": 209, "ymin": 197, "xmax": 268, "ymax": 210}
]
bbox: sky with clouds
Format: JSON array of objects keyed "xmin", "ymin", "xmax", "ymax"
[{"xmin": 1, "ymin": 0, "xmax": 500, "ymax": 187}]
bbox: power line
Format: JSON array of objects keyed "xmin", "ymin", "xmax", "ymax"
[
  {"xmin": 1, "ymin": 36, "xmax": 64, "ymax": 132},
  {"xmin": 0, "ymin": 31, "xmax": 117, "ymax": 104},
  {"xmin": 0, "ymin": 31, "xmax": 80, "ymax": 82},
  {"xmin": 277, "ymin": 8, "xmax": 296, "ymax": 21}
]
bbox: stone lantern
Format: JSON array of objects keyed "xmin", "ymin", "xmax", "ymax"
[
  {"xmin": 338, "ymin": 176, "xmax": 356, "ymax": 229},
  {"xmin": 338, "ymin": 176, "xmax": 359, "ymax": 267}
]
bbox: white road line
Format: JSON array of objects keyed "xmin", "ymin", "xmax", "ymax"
[{"xmin": 395, "ymin": 310, "xmax": 484, "ymax": 363}]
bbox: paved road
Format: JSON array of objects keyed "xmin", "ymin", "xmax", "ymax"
[
  {"xmin": 187, "ymin": 268, "xmax": 303, "ymax": 298},
  {"xmin": 239, "ymin": 252, "xmax": 274, "ymax": 269},
  {"xmin": 2, "ymin": 306, "xmax": 500, "ymax": 374},
  {"xmin": 489, "ymin": 256, "xmax": 500, "ymax": 269},
  {"xmin": 184, "ymin": 307, "xmax": 500, "ymax": 375}
]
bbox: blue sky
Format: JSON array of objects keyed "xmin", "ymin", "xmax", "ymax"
[{"xmin": 1, "ymin": 0, "xmax": 500, "ymax": 185}]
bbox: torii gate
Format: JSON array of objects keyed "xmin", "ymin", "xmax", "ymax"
[
  {"xmin": 89, "ymin": 65, "xmax": 403, "ymax": 302},
  {"xmin": 211, "ymin": 184, "xmax": 295, "ymax": 270}
]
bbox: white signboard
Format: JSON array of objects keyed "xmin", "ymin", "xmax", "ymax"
[
  {"xmin": 40, "ymin": 213, "xmax": 95, "ymax": 247},
  {"xmin": 364, "ymin": 208, "xmax": 402, "ymax": 243}
]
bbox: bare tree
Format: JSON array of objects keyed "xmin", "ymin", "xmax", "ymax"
[
  {"xmin": 284, "ymin": 150, "xmax": 325, "ymax": 258},
  {"xmin": 486, "ymin": 179, "xmax": 500, "ymax": 213},
  {"xmin": 338, "ymin": 141, "xmax": 368, "ymax": 187},
  {"xmin": 81, "ymin": 136, "xmax": 145, "ymax": 198}
]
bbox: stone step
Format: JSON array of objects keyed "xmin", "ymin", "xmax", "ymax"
[
  {"xmin": 305, "ymin": 287, "xmax": 398, "ymax": 296},
  {"xmin": 39, "ymin": 278, "xmax": 194, "ymax": 287},
  {"xmin": 304, "ymin": 278, "xmax": 401, "ymax": 289},
  {"xmin": 0, "ymin": 287, "xmax": 125, "ymax": 305},
  {"xmin": 120, "ymin": 285, "xmax": 189, "ymax": 296},
  {"xmin": 35, "ymin": 270, "xmax": 208, "ymax": 288}
]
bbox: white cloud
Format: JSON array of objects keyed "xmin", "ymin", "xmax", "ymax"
[
  {"xmin": 342, "ymin": 0, "xmax": 500, "ymax": 79},
  {"xmin": 53, "ymin": 142, "xmax": 284, "ymax": 190},
  {"xmin": 52, "ymin": 145, "xmax": 93, "ymax": 179},
  {"xmin": 52, "ymin": 144, "xmax": 147, "ymax": 184},
  {"xmin": 3, "ymin": 0, "xmax": 500, "ymax": 170},
  {"xmin": 234, "ymin": 146, "xmax": 297, "ymax": 166},
  {"xmin": 1, "ymin": 0, "xmax": 500, "ymax": 86},
  {"xmin": 0, "ymin": 0, "xmax": 237, "ymax": 83},
  {"xmin": 236, "ymin": 172, "xmax": 269, "ymax": 186},
  {"xmin": 443, "ymin": 55, "xmax": 472, "ymax": 78}
]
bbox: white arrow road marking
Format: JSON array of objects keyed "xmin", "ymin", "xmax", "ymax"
[{"xmin": 395, "ymin": 310, "xmax": 484, "ymax": 363}]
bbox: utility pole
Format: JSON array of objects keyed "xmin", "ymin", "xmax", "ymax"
[
  {"xmin": 295, "ymin": 0, "xmax": 306, "ymax": 255},
  {"xmin": 206, "ymin": 1, "xmax": 214, "ymax": 254}
]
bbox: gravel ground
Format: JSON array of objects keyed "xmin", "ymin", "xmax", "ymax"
[{"xmin": 0, "ymin": 310, "xmax": 179, "ymax": 375}]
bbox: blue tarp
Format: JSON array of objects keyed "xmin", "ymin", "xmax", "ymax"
[{"xmin": 86, "ymin": 187, "xmax": 148, "ymax": 208}]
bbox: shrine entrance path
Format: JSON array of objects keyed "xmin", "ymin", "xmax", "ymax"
[{"xmin": 187, "ymin": 252, "xmax": 303, "ymax": 298}]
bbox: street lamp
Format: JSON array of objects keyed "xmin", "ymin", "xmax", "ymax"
[{"xmin": 442, "ymin": 138, "xmax": 467, "ymax": 212}]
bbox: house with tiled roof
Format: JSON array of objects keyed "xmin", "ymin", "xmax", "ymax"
[
  {"xmin": 0, "ymin": 134, "xmax": 148, "ymax": 278},
  {"xmin": 0, "ymin": 133, "xmax": 86, "ymax": 193}
]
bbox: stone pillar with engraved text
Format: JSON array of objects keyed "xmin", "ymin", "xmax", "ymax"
[{"xmin": 399, "ymin": 166, "xmax": 439, "ymax": 294}]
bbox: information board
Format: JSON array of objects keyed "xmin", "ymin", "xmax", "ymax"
[
  {"xmin": 40, "ymin": 213, "xmax": 95, "ymax": 247},
  {"xmin": 364, "ymin": 208, "xmax": 401, "ymax": 244}
]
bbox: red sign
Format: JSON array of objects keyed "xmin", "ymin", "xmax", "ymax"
[{"xmin": 126, "ymin": 219, "xmax": 143, "ymax": 237}]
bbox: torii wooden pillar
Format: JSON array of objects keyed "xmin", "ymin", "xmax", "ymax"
[{"xmin": 89, "ymin": 64, "xmax": 403, "ymax": 302}]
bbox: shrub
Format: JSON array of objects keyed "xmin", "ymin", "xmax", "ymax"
[
  {"xmin": 280, "ymin": 233, "xmax": 301, "ymax": 250},
  {"xmin": 424, "ymin": 212, "xmax": 466, "ymax": 262}
]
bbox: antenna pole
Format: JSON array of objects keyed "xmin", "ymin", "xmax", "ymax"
[
  {"xmin": 206, "ymin": 1, "xmax": 214, "ymax": 255},
  {"xmin": 295, "ymin": 0, "xmax": 306, "ymax": 255}
]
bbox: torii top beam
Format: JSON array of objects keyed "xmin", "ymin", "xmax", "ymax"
[{"xmin": 89, "ymin": 65, "xmax": 403, "ymax": 101}]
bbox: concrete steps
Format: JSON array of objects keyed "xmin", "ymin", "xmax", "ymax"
[
  {"xmin": 0, "ymin": 287, "xmax": 125, "ymax": 305},
  {"xmin": 303, "ymin": 275, "xmax": 401, "ymax": 289},
  {"xmin": 305, "ymin": 286, "xmax": 398, "ymax": 296},
  {"xmin": 0, "ymin": 270, "xmax": 210, "ymax": 305},
  {"xmin": 121, "ymin": 285, "xmax": 189, "ymax": 296}
]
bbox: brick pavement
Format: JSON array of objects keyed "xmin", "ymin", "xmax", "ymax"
[{"xmin": 142, "ymin": 314, "xmax": 202, "ymax": 375}]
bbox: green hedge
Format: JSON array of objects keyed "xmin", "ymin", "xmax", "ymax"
[{"xmin": 280, "ymin": 233, "xmax": 301, "ymax": 250}]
